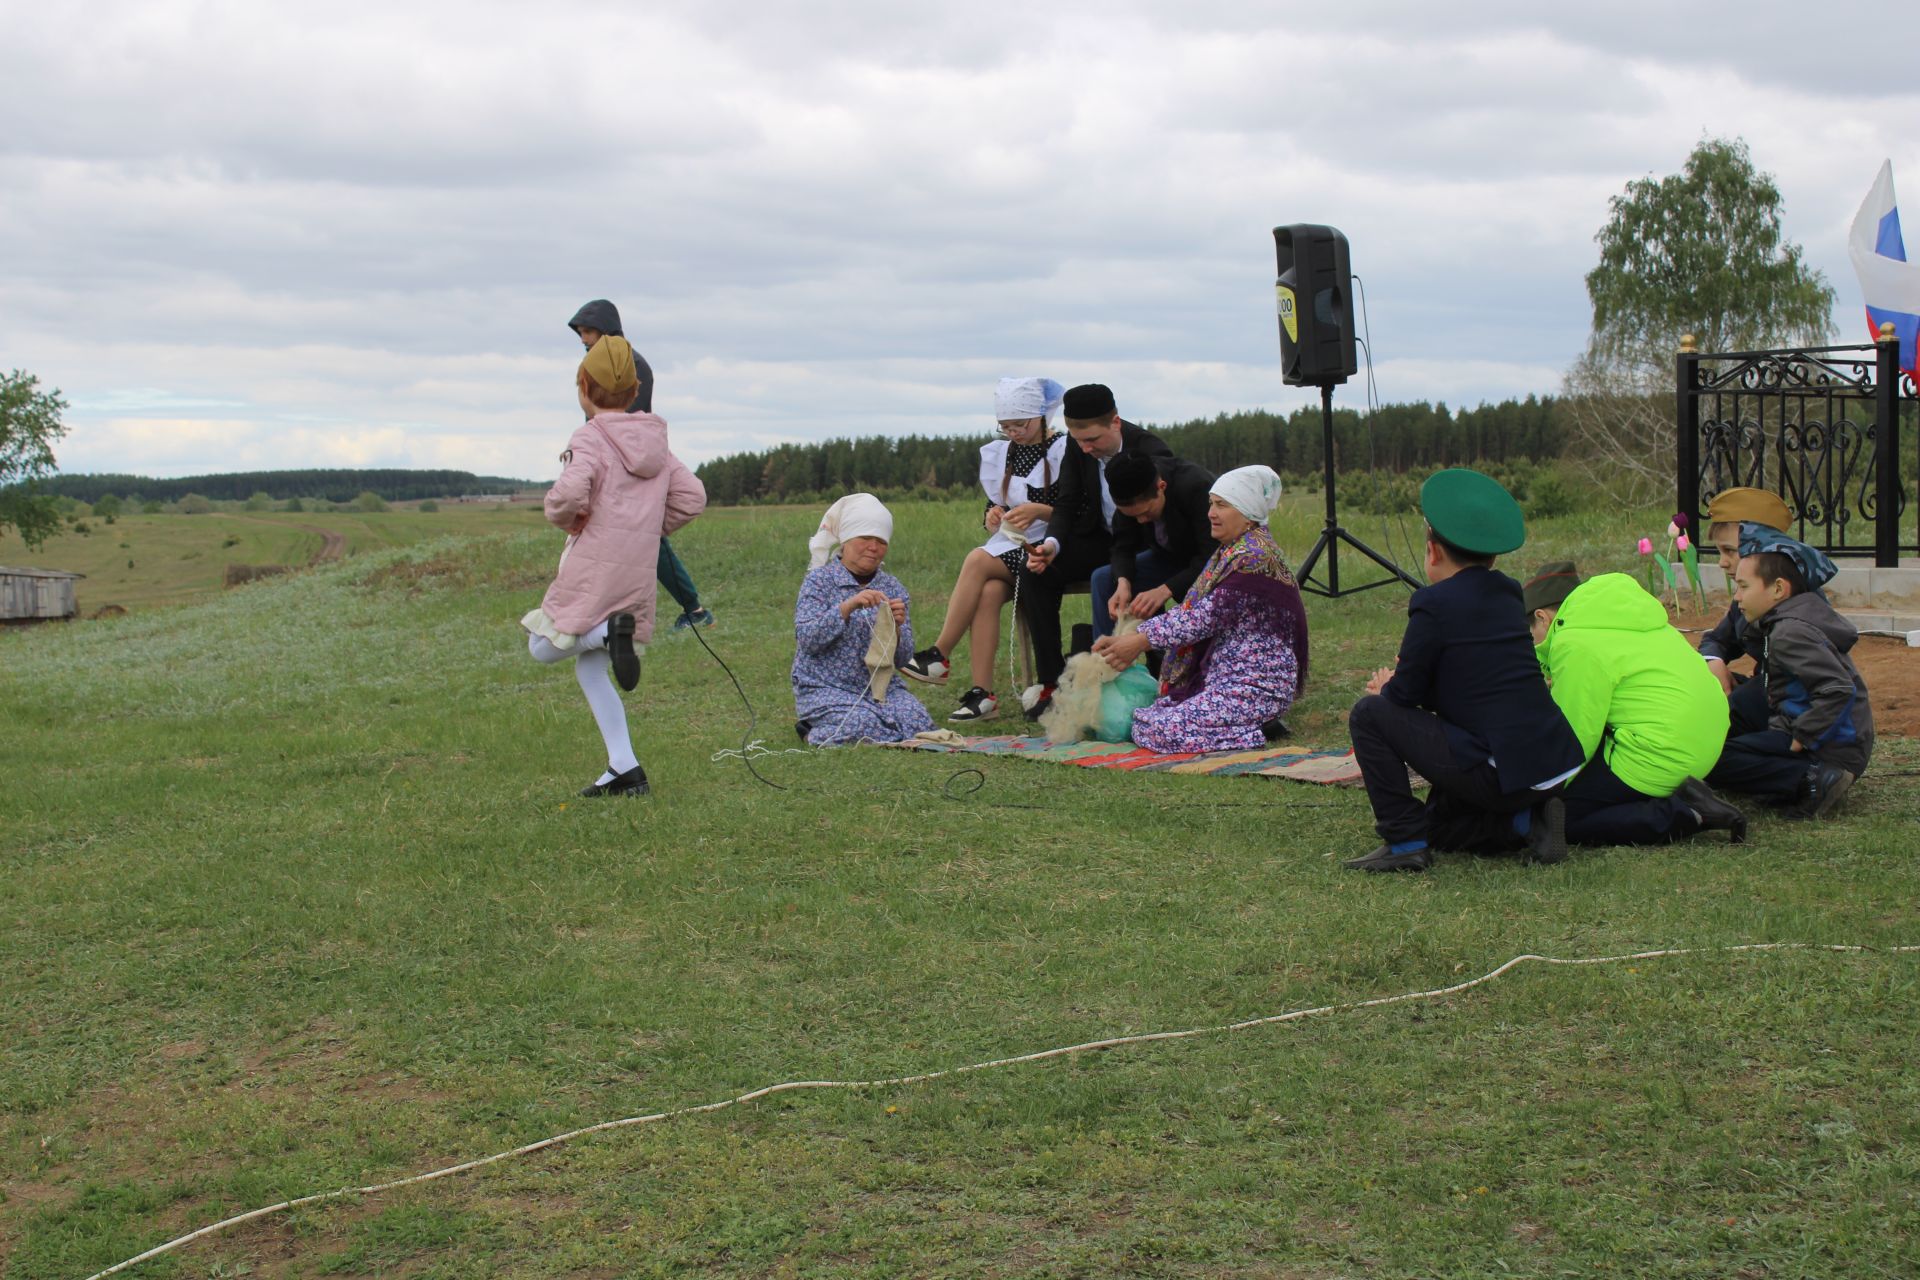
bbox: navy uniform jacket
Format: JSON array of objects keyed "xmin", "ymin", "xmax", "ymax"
[
  {"xmin": 1382, "ymin": 565, "xmax": 1584, "ymax": 793},
  {"xmin": 1053, "ymin": 420, "xmax": 1172, "ymax": 547}
]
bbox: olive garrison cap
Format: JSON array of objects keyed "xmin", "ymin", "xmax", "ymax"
[
  {"xmin": 1523, "ymin": 561, "xmax": 1582, "ymax": 615},
  {"xmin": 1420, "ymin": 467, "xmax": 1525, "ymax": 556},
  {"xmin": 1705, "ymin": 487, "xmax": 1791, "ymax": 532},
  {"xmin": 579, "ymin": 334, "xmax": 639, "ymax": 396}
]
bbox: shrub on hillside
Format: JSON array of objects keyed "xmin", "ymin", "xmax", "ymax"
[
  {"xmin": 284, "ymin": 497, "xmax": 304, "ymax": 512},
  {"xmin": 179, "ymin": 493, "xmax": 214, "ymax": 515},
  {"xmin": 244, "ymin": 491, "xmax": 273, "ymax": 511},
  {"xmin": 355, "ymin": 491, "xmax": 388, "ymax": 512},
  {"xmin": 418, "ymin": 500, "xmax": 439, "ymax": 513}
]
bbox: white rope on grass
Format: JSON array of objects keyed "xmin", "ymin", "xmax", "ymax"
[{"xmin": 82, "ymin": 940, "xmax": 1917, "ymax": 1279}]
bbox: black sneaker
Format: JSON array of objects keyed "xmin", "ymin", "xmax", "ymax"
[
  {"xmin": 1674, "ymin": 776, "xmax": 1747, "ymax": 843},
  {"xmin": 580, "ymin": 763, "xmax": 648, "ymax": 797},
  {"xmin": 1792, "ymin": 763, "xmax": 1855, "ymax": 819},
  {"xmin": 608, "ymin": 612, "xmax": 641, "ymax": 691},
  {"xmin": 1261, "ymin": 718, "xmax": 1292, "ymax": 741},
  {"xmin": 900, "ymin": 646, "xmax": 950, "ymax": 684},
  {"xmin": 949, "ymin": 686, "xmax": 999, "ymax": 722},
  {"xmin": 1020, "ymin": 683, "xmax": 1055, "ymax": 722}
]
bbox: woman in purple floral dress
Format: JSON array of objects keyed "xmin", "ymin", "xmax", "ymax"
[{"xmin": 1091, "ymin": 466, "xmax": 1307, "ymax": 753}]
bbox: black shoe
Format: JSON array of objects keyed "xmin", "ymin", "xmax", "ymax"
[
  {"xmin": 948, "ymin": 686, "xmax": 999, "ymax": 722},
  {"xmin": 1525, "ymin": 797, "xmax": 1568, "ymax": 864},
  {"xmin": 580, "ymin": 763, "xmax": 648, "ymax": 797},
  {"xmin": 1674, "ymin": 776, "xmax": 1747, "ymax": 843},
  {"xmin": 900, "ymin": 646, "xmax": 950, "ymax": 684},
  {"xmin": 1792, "ymin": 763, "xmax": 1855, "ymax": 819},
  {"xmin": 1343, "ymin": 844, "xmax": 1432, "ymax": 872},
  {"xmin": 608, "ymin": 613, "xmax": 640, "ymax": 692},
  {"xmin": 1069, "ymin": 624, "xmax": 1094, "ymax": 657},
  {"xmin": 1261, "ymin": 718, "xmax": 1292, "ymax": 741},
  {"xmin": 1020, "ymin": 683, "xmax": 1055, "ymax": 722},
  {"xmin": 795, "ymin": 718, "xmax": 813, "ymax": 742}
]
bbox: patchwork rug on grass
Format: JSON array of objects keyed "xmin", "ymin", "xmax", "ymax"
[{"xmin": 881, "ymin": 731, "xmax": 1368, "ymax": 786}]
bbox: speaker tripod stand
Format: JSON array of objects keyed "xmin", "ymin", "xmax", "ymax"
[{"xmin": 1295, "ymin": 382, "xmax": 1421, "ymax": 598}]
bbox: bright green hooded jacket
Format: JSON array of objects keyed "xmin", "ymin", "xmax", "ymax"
[{"xmin": 1534, "ymin": 572, "xmax": 1728, "ymax": 796}]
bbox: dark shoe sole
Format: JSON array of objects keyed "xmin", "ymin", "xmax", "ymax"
[
  {"xmin": 580, "ymin": 764, "xmax": 648, "ymax": 797},
  {"xmin": 1526, "ymin": 798, "xmax": 1568, "ymax": 865},
  {"xmin": 1343, "ymin": 848, "xmax": 1433, "ymax": 872},
  {"xmin": 608, "ymin": 613, "xmax": 640, "ymax": 692}
]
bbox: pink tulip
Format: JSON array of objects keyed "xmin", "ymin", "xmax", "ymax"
[
  {"xmin": 1676, "ymin": 534, "xmax": 1691, "ymax": 551},
  {"xmin": 1637, "ymin": 538, "xmax": 1653, "ymax": 555}
]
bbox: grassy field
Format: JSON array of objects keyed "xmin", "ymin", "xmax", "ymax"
[
  {"xmin": 1, "ymin": 504, "xmax": 550, "ymax": 615},
  {"xmin": 3, "ymin": 494, "xmax": 1917, "ymax": 1278}
]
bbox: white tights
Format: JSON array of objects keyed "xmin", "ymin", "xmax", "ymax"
[{"xmin": 528, "ymin": 621, "xmax": 640, "ymax": 780}]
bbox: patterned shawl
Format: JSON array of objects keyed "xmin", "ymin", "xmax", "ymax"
[{"xmin": 1159, "ymin": 523, "xmax": 1310, "ymax": 703}]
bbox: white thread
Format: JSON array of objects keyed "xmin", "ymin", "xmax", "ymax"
[{"xmin": 80, "ymin": 941, "xmax": 1915, "ymax": 1280}]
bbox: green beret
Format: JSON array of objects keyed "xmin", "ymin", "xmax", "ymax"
[
  {"xmin": 1420, "ymin": 467, "xmax": 1525, "ymax": 556},
  {"xmin": 1523, "ymin": 561, "xmax": 1581, "ymax": 615}
]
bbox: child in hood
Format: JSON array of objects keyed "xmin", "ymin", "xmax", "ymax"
[
  {"xmin": 521, "ymin": 335, "xmax": 706, "ymax": 797},
  {"xmin": 1705, "ymin": 532, "xmax": 1873, "ymax": 818}
]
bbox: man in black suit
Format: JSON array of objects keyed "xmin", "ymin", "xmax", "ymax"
[
  {"xmin": 1092, "ymin": 449, "xmax": 1217, "ymax": 638},
  {"xmin": 1344, "ymin": 468, "xmax": 1585, "ymax": 872},
  {"xmin": 1018, "ymin": 384, "xmax": 1171, "ymax": 712}
]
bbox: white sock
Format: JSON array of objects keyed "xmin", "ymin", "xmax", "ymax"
[{"xmin": 575, "ymin": 649, "xmax": 640, "ymax": 775}]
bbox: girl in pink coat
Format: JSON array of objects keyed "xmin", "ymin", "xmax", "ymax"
[{"xmin": 521, "ymin": 336, "xmax": 707, "ymax": 797}]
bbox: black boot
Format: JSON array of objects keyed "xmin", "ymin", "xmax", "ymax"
[
  {"xmin": 580, "ymin": 762, "xmax": 649, "ymax": 798},
  {"xmin": 1674, "ymin": 777, "xmax": 1747, "ymax": 843}
]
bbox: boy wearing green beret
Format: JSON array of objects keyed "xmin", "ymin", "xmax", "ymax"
[
  {"xmin": 1524, "ymin": 562, "xmax": 1744, "ymax": 845},
  {"xmin": 1345, "ymin": 469, "xmax": 1585, "ymax": 872}
]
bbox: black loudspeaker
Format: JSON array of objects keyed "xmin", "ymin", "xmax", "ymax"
[{"xmin": 1273, "ymin": 224, "xmax": 1357, "ymax": 387}]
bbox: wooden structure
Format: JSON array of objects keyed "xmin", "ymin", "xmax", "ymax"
[{"xmin": 0, "ymin": 566, "xmax": 85, "ymax": 622}]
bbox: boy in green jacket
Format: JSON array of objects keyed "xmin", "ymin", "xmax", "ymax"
[{"xmin": 1526, "ymin": 563, "xmax": 1746, "ymax": 844}]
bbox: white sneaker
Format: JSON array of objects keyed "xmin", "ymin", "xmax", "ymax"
[
  {"xmin": 900, "ymin": 646, "xmax": 949, "ymax": 684},
  {"xmin": 949, "ymin": 687, "xmax": 999, "ymax": 722},
  {"xmin": 1019, "ymin": 683, "xmax": 1053, "ymax": 713}
]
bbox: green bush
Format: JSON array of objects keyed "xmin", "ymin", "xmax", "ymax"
[
  {"xmin": 417, "ymin": 500, "xmax": 439, "ymax": 513},
  {"xmin": 355, "ymin": 491, "xmax": 388, "ymax": 512},
  {"xmin": 244, "ymin": 491, "xmax": 273, "ymax": 511},
  {"xmin": 179, "ymin": 493, "xmax": 214, "ymax": 515}
]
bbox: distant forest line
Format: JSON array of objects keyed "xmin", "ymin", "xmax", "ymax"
[
  {"xmin": 33, "ymin": 469, "xmax": 541, "ymax": 505},
  {"xmin": 694, "ymin": 395, "xmax": 1568, "ymax": 506}
]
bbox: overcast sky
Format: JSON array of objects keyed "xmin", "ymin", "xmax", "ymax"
[{"xmin": 3, "ymin": 1, "xmax": 1915, "ymax": 482}]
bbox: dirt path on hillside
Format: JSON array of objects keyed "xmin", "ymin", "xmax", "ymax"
[{"xmin": 230, "ymin": 516, "xmax": 346, "ymax": 565}]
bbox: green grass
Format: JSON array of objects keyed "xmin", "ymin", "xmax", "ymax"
[
  {"xmin": 1, "ymin": 505, "xmax": 549, "ymax": 614},
  {"xmin": 3, "ymin": 496, "xmax": 1917, "ymax": 1278}
]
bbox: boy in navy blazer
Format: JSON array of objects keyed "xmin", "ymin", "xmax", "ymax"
[{"xmin": 1344, "ymin": 469, "xmax": 1585, "ymax": 872}]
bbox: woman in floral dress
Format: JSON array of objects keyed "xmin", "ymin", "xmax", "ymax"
[{"xmin": 1091, "ymin": 466, "xmax": 1307, "ymax": 753}]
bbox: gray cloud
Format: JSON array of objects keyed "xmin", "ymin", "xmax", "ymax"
[{"xmin": 1, "ymin": 1, "xmax": 1914, "ymax": 481}]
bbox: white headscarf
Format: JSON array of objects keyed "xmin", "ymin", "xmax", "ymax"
[
  {"xmin": 994, "ymin": 376, "xmax": 1066, "ymax": 423},
  {"xmin": 808, "ymin": 493, "xmax": 895, "ymax": 569},
  {"xmin": 1210, "ymin": 466, "xmax": 1283, "ymax": 523}
]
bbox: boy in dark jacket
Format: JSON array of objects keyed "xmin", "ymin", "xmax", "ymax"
[
  {"xmin": 1344, "ymin": 469, "xmax": 1586, "ymax": 872},
  {"xmin": 568, "ymin": 299, "xmax": 714, "ymax": 631},
  {"xmin": 1706, "ymin": 542, "xmax": 1874, "ymax": 817},
  {"xmin": 1092, "ymin": 449, "xmax": 1217, "ymax": 638}
]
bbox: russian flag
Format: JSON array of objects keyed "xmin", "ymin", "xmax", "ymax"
[{"xmin": 1849, "ymin": 160, "xmax": 1920, "ymax": 376}]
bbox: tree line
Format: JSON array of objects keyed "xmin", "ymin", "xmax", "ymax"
[
  {"xmin": 32, "ymin": 468, "xmax": 540, "ymax": 505},
  {"xmin": 694, "ymin": 395, "xmax": 1569, "ymax": 505}
]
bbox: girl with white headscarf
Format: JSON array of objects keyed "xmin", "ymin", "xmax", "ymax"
[
  {"xmin": 792, "ymin": 494, "xmax": 936, "ymax": 746},
  {"xmin": 1091, "ymin": 466, "xmax": 1309, "ymax": 753},
  {"xmin": 897, "ymin": 377, "xmax": 1069, "ymax": 722}
]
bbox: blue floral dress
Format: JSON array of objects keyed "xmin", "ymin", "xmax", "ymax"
[{"xmin": 792, "ymin": 560, "xmax": 936, "ymax": 746}]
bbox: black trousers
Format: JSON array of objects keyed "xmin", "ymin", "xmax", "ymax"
[
  {"xmin": 1728, "ymin": 673, "xmax": 1769, "ymax": 737},
  {"xmin": 1708, "ymin": 729, "xmax": 1813, "ymax": 802},
  {"xmin": 1348, "ymin": 694, "xmax": 1542, "ymax": 851},
  {"xmin": 1014, "ymin": 537, "xmax": 1109, "ymax": 687},
  {"xmin": 1561, "ymin": 749, "xmax": 1697, "ymax": 846}
]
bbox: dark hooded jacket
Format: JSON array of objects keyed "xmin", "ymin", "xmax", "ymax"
[
  {"xmin": 568, "ymin": 299, "xmax": 656, "ymax": 414},
  {"xmin": 1756, "ymin": 591, "xmax": 1874, "ymax": 776}
]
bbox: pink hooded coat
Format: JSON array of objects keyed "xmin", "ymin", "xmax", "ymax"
[{"xmin": 539, "ymin": 411, "xmax": 706, "ymax": 642}]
